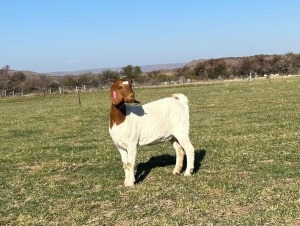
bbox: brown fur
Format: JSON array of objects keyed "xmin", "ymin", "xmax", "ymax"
[
  {"xmin": 109, "ymin": 79, "xmax": 139, "ymax": 128},
  {"xmin": 110, "ymin": 101, "xmax": 126, "ymax": 128}
]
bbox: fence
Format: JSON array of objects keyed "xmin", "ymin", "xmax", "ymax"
[
  {"xmin": 58, "ymin": 85, "xmax": 86, "ymax": 94},
  {"xmin": 1, "ymin": 75, "xmax": 298, "ymax": 98}
]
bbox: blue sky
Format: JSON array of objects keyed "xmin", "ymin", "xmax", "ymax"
[{"xmin": 1, "ymin": 0, "xmax": 299, "ymax": 73}]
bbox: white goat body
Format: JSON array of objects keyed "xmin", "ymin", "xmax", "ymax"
[
  {"xmin": 110, "ymin": 94, "xmax": 189, "ymax": 147},
  {"xmin": 109, "ymin": 79, "xmax": 195, "ymax": 186}
]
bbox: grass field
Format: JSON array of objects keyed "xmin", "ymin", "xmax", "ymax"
[{"xmin": 0, "ymin": 77, "xmax": 299, "ymax": 225}]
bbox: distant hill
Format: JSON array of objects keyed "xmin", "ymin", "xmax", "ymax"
[
  {"xmin": 185, "ymin": 59, "xmax": 207, "ymax": 67},
  {"xmin": 48, "ymin": 63, "xmax": 186, "ymax": 76},
  {"xmin": 8, "ymin": 54, "xmax": 292, "ymax": 77},
  {"xmin": 186, "ymin": 57, "xmax": 243, "ymax": 68},
  {"xmin": 186, "ymin": 55, "xmax": 278, "ymax": 68},
  {"xmin": 7, "ymin": 69, "xmax": 45, "ymax": 77}
]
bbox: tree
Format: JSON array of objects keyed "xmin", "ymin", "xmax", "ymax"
[
  {"xmin": 271, "ymin": 55, "xmax": 283, "ymax": 74},
  {"xmin": 121, "ymin": 65, "xmax": 134, "ymax": 79},
  {"xmin": 61, "ymin": 75, "xmax": 79, "ymax": 87},
  {"xmin": 0, "ymin": 69, "xmax": 5, "ymax": 89},
  {"xmin": 121, "ymin": 65, "xmax": 142, "ymax": 81},
  {"xmin": 77, "ymin": 73, "xmax": 91, "ymax": 84},
  {"xmin": 48, "ymin": 80, "xmax": 61, "ymax": 90},
  {"xmin": 0, "ymin": 65, "xmax": 10, "ymax": 89},
  {"xmin": 174, "ymin": 66, "xmax": 195, "ymax": 80},
  {"xmin": 204, "ymin": 59, "xmax": 215, "ymax": 79},
  {"xmin": 213, "ymin": 59, "xmax": 227, "ymax": 78},
  {"xmin": 100, "ymin": 70, "xmax": 119, "ymax": 86},
  {"xmin": 291, "ymin": 54, "xmax": 300, "ymax": 74},
  {"xmin": 194, "ymin": 62, "xmax": 207, "ymax": 80},
  {"xmin": 3, "ymin": 65, "xmax": 10, "ymax": 78},
  {"xmin": 133, "ymin": 66, "xmax": 142, "ymax": 80},
  {"xmin": 252, "ymin": 55, "xmax": 272, "ymax": 76},
  {"xmin": 238, "ymin": 58, "xmax": 253, "ymax": 77},
  {"xmin": 7, "ymin": 71, "xmax": 26, "ymax": 91}
]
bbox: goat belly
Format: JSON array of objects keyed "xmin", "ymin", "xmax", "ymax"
[
  {"xmin": 136, "ymin": 115, "xmax": 174, "ymax": 146},
  {"xmin": 138, "ymin": 135, "xmax": 173, "ymax": 146}
]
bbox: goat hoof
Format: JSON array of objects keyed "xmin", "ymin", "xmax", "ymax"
[
  {"xmin": 173, "ymin": 169, "xmax": 181, "ymax": 175},
  {"xmin": 124, "ymin": 181, "xmax": 134, "ymax": 187},
  {"xmin": 184, "ymin": 168, "xmax": 194, "ymax": 176}
]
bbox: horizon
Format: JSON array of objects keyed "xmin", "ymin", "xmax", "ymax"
[
  {"xmin": 1, "ymin": 0, "xmax": 300, "ymax": 73},
  {"xmin": 4, "ymin": 52, "xmax": 300, "ymax": 75}
]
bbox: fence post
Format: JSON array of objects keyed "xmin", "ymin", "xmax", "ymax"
[{"xmin": 77, "ymin": 90, "xmax": 81, "ymax": 107}]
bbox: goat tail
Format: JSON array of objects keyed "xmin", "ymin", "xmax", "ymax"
[
  {"xmin": 172, "ymin": 93, "xmax": 189, "ymax": 107},
  {"xmin": 172, "ymin": 93, "xmax": 190, "ymax": 130}
]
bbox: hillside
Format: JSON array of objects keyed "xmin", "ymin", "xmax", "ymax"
[
  {"xmin": 49, "ymin": 63, "xmax": 186, "ymax": 76},
  {"xmin": 186, "ymin": 55, "xmax": 279, "ymax": 68}
]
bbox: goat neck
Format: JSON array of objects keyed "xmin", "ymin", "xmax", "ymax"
[{"xmin": 110, "ymin": 99, "xmax": 126, "ymax": 128}]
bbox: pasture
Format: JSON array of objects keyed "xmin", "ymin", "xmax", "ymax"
[{"xmin": 0, "ymin": 77, "xmax": 299, "ymax": 225}]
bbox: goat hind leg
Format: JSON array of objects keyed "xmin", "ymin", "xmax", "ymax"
[
  {"xmin": 176, "ymin": 136, "xmax": 195, "ymax": 176},
  {"xmin": 171, "ymin": 139, "xmax": 184, "ymax": 175}
]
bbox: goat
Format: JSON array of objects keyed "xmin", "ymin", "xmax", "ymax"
[{"xmin": 109, "ymin": 79, "xmax": 195, "ymax": 186}]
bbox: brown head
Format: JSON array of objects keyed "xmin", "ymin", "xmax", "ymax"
[
  {"xmin": 109, "ymin": 79, "xmax": 140, "ymax": 105},
  {"xmin": 109, "ymin": 79, "xmax": 140, "ymax": 128}
]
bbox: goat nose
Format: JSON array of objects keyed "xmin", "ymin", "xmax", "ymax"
[{"xmin": 131, "ymin": 94, "xmax": 135, "ymax": 99}]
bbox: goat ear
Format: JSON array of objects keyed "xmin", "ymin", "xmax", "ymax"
[{"xmin": 110, "ymin": 85, "xmax": 123, "ymax": 105}]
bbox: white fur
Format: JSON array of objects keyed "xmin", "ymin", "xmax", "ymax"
[{"xmin": 109, "ymin": 93, "xmax": 195, "ymax": 186}]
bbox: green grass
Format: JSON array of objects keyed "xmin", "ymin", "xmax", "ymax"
[{"xmin": 1, "ymin": 77, "xmax": 299, "ymax": 225}]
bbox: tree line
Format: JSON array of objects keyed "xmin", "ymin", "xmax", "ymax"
[
  {"xmin": 1, "ymin": 53, "xmax": 299, "ymax": 96},
  {"xmin": 0, "ymin": 65, "xmax": 142, "ymax": 96},
  {"xmin": 178, "ymin": 52, "xmax": 300, "ymax": 80}
]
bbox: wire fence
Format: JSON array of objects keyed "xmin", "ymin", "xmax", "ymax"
[{"xmin": 1, "ymin": 75, "xmax": 298, "ymax": 99}]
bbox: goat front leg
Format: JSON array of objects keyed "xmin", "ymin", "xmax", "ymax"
[
  {"xmin": 122, "ymin": 145, "xmax": 137, "ymax": 187},
  {"xmin": 118, "ymin": 148, "xmax": 130, "ymax": 186},
  {"xmin": 124, "ymin": 145, "xmax": 137, "ymax": 186}
]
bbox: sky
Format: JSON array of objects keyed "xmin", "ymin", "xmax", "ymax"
[{"xmin": 1, "ymin": 0, "xmax": 300, "ymax": 73}]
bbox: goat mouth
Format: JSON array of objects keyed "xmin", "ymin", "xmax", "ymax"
[
  {"xmin": 125, "ymin": 99, "xmax": 141, "ymax": 104},
  {"xmin": 125, "ymin": 99, "xmax": 135, "ymax": 103}
]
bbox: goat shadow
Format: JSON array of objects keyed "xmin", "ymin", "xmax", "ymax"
[
  {"xmin": 135, "ymin": 149, "xmax": 207, "ymax": 184},
  {"xmin": 126, "ymin": 104, "xmax": 145, "ymax": 117}
]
